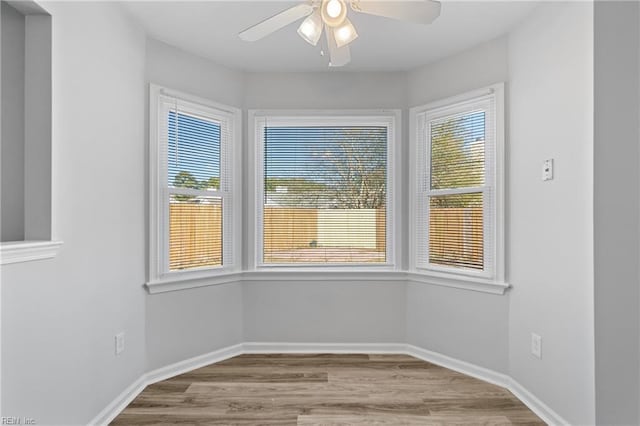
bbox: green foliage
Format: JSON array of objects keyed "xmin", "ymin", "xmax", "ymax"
[
  {"xmin": 265, "ymin": 177, "xmax": 327, "ymax": 193},
  {"xmin": 172, "ymin": 171, "xmax": 220, "ymax": 201},
  {"xmin": 173, "ymin": 171, "xmax": 200, "ymax": 190},
  {"xmin": 430, "ymin": 118, "xmax": 484, "ymax": 208},
  {"xmin": 202, "ymin": 176, "xmax": 220, "ymax": 190}
]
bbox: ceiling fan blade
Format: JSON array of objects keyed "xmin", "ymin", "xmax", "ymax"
[
  {"xmin": 239, "ymin": 4, "xmax": 314, "ymax": 42},
  {"xmin": 351, "ymin": 0, "xmax": 441, "ymax": 25},
  {"xmin": 326, "ymin": 28, "xmax": 351, "ymax": 67}
]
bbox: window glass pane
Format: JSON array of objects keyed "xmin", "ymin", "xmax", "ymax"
[
  {"xmin": 429, "ymin": 193, "xmax": 483, "ymax": 270},
  {"xmin": 430, "ymin": 111, "xmax": 485, "ymax": 190},
  {"xmin": 263, "ymin": 126, "xmax": 387, "ymax": 264},
  {"xmin": 168, "ymin": 111, "xmax": 220, "ymax": 190},
  {"xmin": 169, "ymin": 195, "xmax": 222, "ymax": 270}
]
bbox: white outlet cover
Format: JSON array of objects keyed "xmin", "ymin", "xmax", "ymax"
[
  {"xmin": 531, "ymin": 333, "xmax": 542, "ymax": 359},
  {"xmin": 115, "ymin": 332, "xmax": 125, "ymax": 355}
]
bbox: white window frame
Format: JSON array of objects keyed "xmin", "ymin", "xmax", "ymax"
[
  {"xmin": 148, "ymin": 84, "xmax": 242, "ymax": 288},
  {"xmin": 248, "ymin": 110, "xmax": 401, "ymax": 272},
  {"xmin": 410, "ymin": 84, "xmax": 505, "ymax": 285}
]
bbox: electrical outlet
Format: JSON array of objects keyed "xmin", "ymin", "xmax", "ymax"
[
  {"xmin": 531, "ymin": 333, "xmax": 542, "ymax": 359},
  {"xmin": 115, "ymin": 332, "xmax": 125, "ymax": 356}
]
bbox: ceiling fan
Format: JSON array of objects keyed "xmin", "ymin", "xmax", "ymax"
[{"xmin": 238, "ymin": 0, "xmax": 442, "ymax": 67}]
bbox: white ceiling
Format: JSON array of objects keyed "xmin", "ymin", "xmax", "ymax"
[{"xmin": 123, "ymin": 1, "xmax": 540, "ymax": 72}]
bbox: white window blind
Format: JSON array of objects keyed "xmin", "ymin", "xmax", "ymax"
[
  {"xmin": 415, "ymin": 89, "xmax": 501, "ymax": 278},
  {"xmin": 154, "ymin": 91, "xmax": 236, "ymax": 276},
  {"xmin": 255, "ymin": 116, "xmax": 395, "ymax": 266}
]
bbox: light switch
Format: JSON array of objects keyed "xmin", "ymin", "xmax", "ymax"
[{"xmin": 542, "ymin": 159, "xmax": 554, "ymax": 181}]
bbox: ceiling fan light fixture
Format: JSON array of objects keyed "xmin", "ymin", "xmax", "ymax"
[
  {"xmin": 321, "ymin": 0, "xmax": 347, "ymax": 27},
  {"xmin": 333, "ymin": 18, "xmax": 358, "ymax": 48},
  {"xmin": 297, "ymin": 9, "xmax": 323, "ymax": 46}
]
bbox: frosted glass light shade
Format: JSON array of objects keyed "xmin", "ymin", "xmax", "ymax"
[
  {"xmin": 321, "ymin": 0, "xmax": 347, "ymax": 27},
  {"xmin": 333, "ymin": 18, "xmax": 358, "ymax": 48},
  {"xmin": 297, "ymin": 9, "xmax": 323, "ymax": 46}
]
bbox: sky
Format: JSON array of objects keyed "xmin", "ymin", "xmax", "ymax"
[
  {"xmin": 167, "ymin": 111, "xmax": 485, "ymax": 187},
  {"xmin": 263, "ymin": 126, "xmax": 387, "ymax": 182}
]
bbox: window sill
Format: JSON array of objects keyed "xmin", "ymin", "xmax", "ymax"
[
  {"xmin": 145, "ymin": 272, "xmax": 243, "ymax": 294},
  {"xmin": 406, "ymin": 271, "xmax": 510, "ymax": 295},
  {"xmin": 145, "ymin": 269, "xmax": 510, "ymax": 295},
  {"xmin": 243, "ymin": 269, "xmax": 406, "ymax": 283},
  {"xmin": 0, "ymin": 240, "xmax": 63, "ymax": 265}
]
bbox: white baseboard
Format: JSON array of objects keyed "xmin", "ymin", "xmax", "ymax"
[
  {"xmin": 405, "ymin": 344, "xmax": 510, "ymax": 388},
  {"xmin": 88, "ymin": 343, "xmax": 243, "ymax": 426},
  {"xmin": 89, "ymin": 341, "xmax": 567, "ymax": 426},
  {"xmin": 146, "ymin": 343, "xmax": 244, "ymax": 385},
  {"xmin": 404, "ymin": 345, "xmax": 568, "ymax": 425},
  {"xmin": 89, "ymin": 376, "xmax": 147, "ymax": 426},
  {"xmin": 507, "ymin": 377, "xmax": 569, "ymax": 426},
  {"xmin": 242, "ymin": 342, "xmax": 407, "ymax": 354}
]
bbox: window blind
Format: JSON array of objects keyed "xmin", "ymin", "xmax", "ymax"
[
  {"xmin": 416, "ymin": 94, "xmax": 496, "ymax": 275},
  {"xmin": 158, "ymin": 95, "xmax": 234, "ymax": 273},
  {"xmin": 261, "ymin": 124, "xmax": 389, "ymax": 265}
]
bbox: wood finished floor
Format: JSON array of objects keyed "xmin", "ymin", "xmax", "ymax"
[{"xmin": 111, "ymin": 354, "xmax": 545, "ymax": 425}]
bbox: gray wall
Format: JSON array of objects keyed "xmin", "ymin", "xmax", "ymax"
[
  {"xmin": 508, "ymin": 3, "xmax": 595, "ymax": 424},
  {"xmin": 1, "ymin": 3, "xmax": 620, "ymax": 424},
  {"xmin": 243, "ymin": 70, "xmax": 408, "ymax": 344},
  {"xmin": 1, "ymin": 2, "xmax": 147, "ymax": 424},
  {"xmin": 405, "ymin": 37, "xmax": 510, "ymax": 374},
  {"xmin": 406, "ymin": 36, "xmax": 508, "ymax": 108},
  {"xmin": 243, "ymin": 281, "xmax": 406, "ymax": 343},
  {"xmin": 244, "ymin": 71, "xmax": 407, "ymax": 110},
  {"xmin": 1, "ymin": 2, "xmax": 25, "ymax": 242},
  {"xmin": 594, "ymin": 2, "xmax": 640, "ymax": 424},
  {"xmin": 23, "ymin": 13, "xmax": 52, "ymax": 241},
  {"xmin": 144, "ymin": 39, "xmax": 245, "ymax": 371},
  {"xmin": 146, "ymin": 284, "xmax": 243, "ymax": 369},
  {"xmin": 146, "ymin": 38, "xmax": 244, "ymax": 108}
]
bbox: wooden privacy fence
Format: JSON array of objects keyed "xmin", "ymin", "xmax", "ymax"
[
  {"xmin": 429, "ymin": 207, "xmax": 484, "ymax": 270},
  {"xmin": 169, "ymin": 203, "xmax": 483, "ymax": 270},
  {"xmin": 263, "ymin": 207, "xmax": 386, "ymax": 254},
  {"xmin": 263, "ymin": 208, "xmax": 318, "ymax": 253},
  {"xmin": 169, "ymin": 201, "xmax": 222, "ymax": 271}
]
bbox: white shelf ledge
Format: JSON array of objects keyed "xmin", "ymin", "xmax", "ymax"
[
  {"xmin": 406, "ymin": 272, "xmax": 510, "ymax": 295},
  {"xmin": 0, "ymin": 240, "xmax": 63, "ymax": 265},
  {"xmin": 145, "ymin": 269, "xmax": 509, "ymax": 295}
]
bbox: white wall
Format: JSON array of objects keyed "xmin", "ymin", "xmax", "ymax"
[
  {"xmin": 405, "ymin": 37, "xmax": 510, "ymax": 373},
  {"xmin": 594, "ymin": 2, "xmax": 640, "ymax": 424},
  {"xmin": 0, "ymin": 4, "xmax": 612, "ymax": 424},
  {"xmin": 146, "ymin": 284, "xmax": 243, "ymax": 369},
  {"xmin": 243, "ymin": 71, "xmax": 408, "ymax": 344},
  {"xmin": 243, "ymin": 281, "xmax": 406, "ymax": 343},
  {"xmin": 244, "ymin": 71, "xmax": 406, "ymax": 110},
  {"xmin": 146, "ymin": 38, "xmax": 244, "ymax": 108},
  {"xmin": 508, "ymin": 3, "xmax": 595, "ymax": 424},
  {"xmin": 24, "ymin": 13, "xmax": 52, "ymax": 241},
  {"xmin": 1, "ymin": 2, "xmax": 25, "ymax": 242},
  {"xmin": 144, "ymin": 39, "xmax": 245, "ymax": 370},
  {"xmin": 407, "ymin": 37, "xmax": 508, "ymax": 108},
  {"xmin": 1, "ymin": 2, "xmax": 147, "ymax": 424}
]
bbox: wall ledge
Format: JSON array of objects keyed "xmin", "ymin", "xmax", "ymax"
[
  {"xmin": 0, "ymin": 240, "xmax": 63, "ymax": 265},
  {"xmin": 146, "ymin": 270, "xmax": 510, "ymax": 295},
  {"xmin": 90, "ymin": 342, "xmax": 568, "ymax": 426},
  {"xmin": 406, "ymin": 272, "xmax": 510, "ymax": 295}
]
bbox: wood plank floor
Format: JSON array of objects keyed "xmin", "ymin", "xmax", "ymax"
[{"xmin": 111, "ymin": 354, "xmax": 545, "ymax": 425}]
